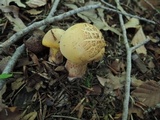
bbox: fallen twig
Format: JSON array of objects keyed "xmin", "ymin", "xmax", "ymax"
[
  {"xmin": 119, "ymin": 9, "xmax": 150, "ymax": 120},
  {"xmin": 0, "ymin": 1, "xmax": 101, "ymax": 90},
  {"xmin": 0, "ymin": 44, "xmax": 25, "ymax": 89},
  {"xmin": 100, "ymin": 6, "xmax": 156, "ymax": 24},
  {"xmin": 0, "ymin": 0, "xmax": 61, "ymax": 90},
  {"xmin": 0, "ymin": 3, "xmax": 101, "ymax": 54},
  {"xmin": 119, "ymin": 13, "xmax": 132, "ymax": 120}
]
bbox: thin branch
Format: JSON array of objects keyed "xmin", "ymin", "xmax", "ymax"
[
  {"xmin": 118, "ymin": 3, "xmax": 150, "ymax": 120},
  {"xmin": 101, "ymin": 0, "xmax": 116, "ymax": 9},
  {"xmin": 119, "ymin": 14, "xmax": 132, "ymax": 120},
  {"xmin": 0, "ymin": 0, "xmax": 61, "ymax": 90},
  {"xmin": 0, "ymin": 3, "xmax": 101, "ymax": 53},
  {"xmin": 40, "ymin": 0, "xmax": 60, "ymax": 30},
  {"xmin": 0, "ymin": 44, "xmax": 25, "ymax": 89},
  {"xmin": 131, "ymin": 38, "xmax": 150, "ymax": 52},
  {"xmin": 100, "ymin": 5, "xmax": 156, "ymax": 24}
]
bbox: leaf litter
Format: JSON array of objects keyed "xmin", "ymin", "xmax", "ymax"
[{"xmin": 0, "ymin": 0, "xmax": 160, "ymax": 120}]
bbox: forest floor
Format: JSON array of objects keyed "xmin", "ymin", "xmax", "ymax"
[{"xmin": 0, "ymin": 0, "xmax": 160, "ymax": 120}]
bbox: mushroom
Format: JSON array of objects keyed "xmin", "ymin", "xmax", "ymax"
[
  {"xmin": 60, "ymin": 23, "xmax": 106, "ymax": 80},
  {"xmin": 42, "ymin": 28, "xmax": 65, "ymax": 64}
]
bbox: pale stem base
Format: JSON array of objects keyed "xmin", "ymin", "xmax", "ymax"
[
  {"xmin": 65, "ymin": 60, "xmax": 87, "ymax": 81},
  {"xmin": 49, "ymin": 48, "xmax": 63, "ymax": 64}
]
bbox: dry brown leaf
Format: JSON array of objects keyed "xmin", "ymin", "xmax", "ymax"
[
  {"xmin": 71, "ymin": 97, "xmax": 85, "ymax": 114},
  {"xmin": 0, "ymin": 56, "xmax": 11, "ymax": 72},
  {"xmin": 26, "ymin": 0, "xmax": 46, "ymax": 8},
  {"xmin": 0, "ymin": 107, "xmax": 22, "ymax": 120},
  {"xmin": 21, "ymin": 111, "xmax": 37, "ymax": 120},
  {"xmin": 29, "ymin": 52, "xmax": 40, "ymax": 67},
  {"xmin": 147, "ymin": 45, "xmax": 160, "ymax": 54},
  {"xmin": 11, "ymin": 77, "xmax": 25, "ymax": 91},
  {"xmin": 131, "ymin": 80, "xmax": 160, "ymax": 107},
  {"xmin": 0, "ymin": 85, "xmax": 7, "ymax": 112},
  {"xmin": 131, "ymin": 27, "xmax": 147, "ymax": 55},
  {"xmin": 131, "ymin": 76, "xmax": 144, "ymax": 87},
  {"xmin": 0, "ymin": 0, "xmax": 26, "ymax": 7},
  {"xmin": 77, "ymin": 103, "xmax": 84, "ymax": 118},
  {"xmin": 64, "ymin": 2, "xmax": 121, "ymax": 36},
  {"xmin": 124, "ymin": 18, "xmax": 140, "ymax": 29},
  {"xmin": 0, "ymin": 5, "xmax": 26, "ymax": 31},
  {"xmin": 88, "ymin": 85, "xmax": 102, "ymax": 95},
  {"xmin": 110, "ymin": 59, "xmax": 125, "ymax": 74},
  {"xmin": 138, "ymin": 0, "xmax": 160, "ymax": 10},
  {"xmin": 26, "ymin": 9, "xmax": 43, "ymax": 15},
  {"xmin": 96, "ymin": 75, "xmax": 110, "ymax": 87},
  {"xmin": 148, "ymin": 60, "xmax": 155, "ymax": 69},
  {"xmin": 129, "ymin": 105, "xmax": 144, "ymax": 119},
  {"xmin": 97, "ymin": 73, "xmax": 125, "ymax": 89}
]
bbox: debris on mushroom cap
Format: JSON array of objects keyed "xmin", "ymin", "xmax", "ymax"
[
  {"xmin": 42, "ymin": 28, "xmax": 65, "ymax": 49},
  {"xmin": 60, "ymin": 23, "xmax": 106, "ymax": 63}
]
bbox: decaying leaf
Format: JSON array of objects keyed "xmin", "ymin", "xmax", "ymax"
[
  {"xmin": 131, "ymin": 80, "xmax": 160, "ymax": 107},
  {"xmin": 147, "ymin": 44, "xmax": 160, "ymax": 55},
  {"xmin": 11, "ymin": 77, "xmax": 25, "ymax": 91},
  {"xmin": 97, "ymin": 73, "xmax": 125, "ymax": 89},
  {"xmin": 29, "ymin": 52, "xmax": 40, "ymax": 67},
  {"xmin": 21, "ymin": 111, "xmax": 37, "ymax": 120},
  {"xmin": 26, "ymin": 0, "xmax": 47, "ymax": 8},
  {"xmin": 77, "ymin": 103, "xmax": 84, "ymax": 118},
  {"xmin": 25, "ymin": 29, "xmax": 45, "ymax": 54},
  {"xmin": 0, "ymin": 85, "xmax": 7, "ymax": 112},
  {"xmin": 148, "ymin": 60, "xmax": 155, "ymax": 69},
  {"xmin": 0, "ymin": 56, "xmax": 11, "ymax": 72},
  {"xmin": 87, "ymin": 85, "xmax": 102, "ymax": 95},
  {"xmin": 125, "ymin": 18, "xmax": 140, "ymax": 29},
  {"xmin": 0, "ymin": 5, "xmax": 26, "ymax": 31},
  {"xmin": 64, "ymin": 1, "xmax": 121, "ymax": 36},
  {"xmin": 129, "ymin": 105, "xmax": 144, "ymax": 119},
  {"xmin": 71, "ymin": 97, "xmax": 85, "ymax": 114},
  {"xmin": 110, "ymin": 59, "xmax": 125, "ymax": 74},
  {"xmin": 138, "ymin": 0, "xmax": 160, "ymax": 10},
  {"xmin": 0, "ymin": 107, "xmax": 22, "ymax": 120},
  {"xmin": 131, "ymin": 76, "xmax": 144, "ymax": 87},
  {"xmin": 26, "ymin": 9, "xmax": 43, "ymax": 15},
  {"xmin": 131, "ymin": 27, "xmax": 147, "ymax": 55},
  {"xmin": 0, "ymin": 0, "xmax": 26, "ymax": 7}
]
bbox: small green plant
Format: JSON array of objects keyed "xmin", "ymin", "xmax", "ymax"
[
  {"xmin": 0, "ymin": 73, "xmax": 13, "ymax": 79},
  {"xmin": 84, "ymin": 73, "xmax": 93, "ymax": 88}
]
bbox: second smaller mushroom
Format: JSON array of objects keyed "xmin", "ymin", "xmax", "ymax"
[
  {"xmin": 42, "ymin": 28, "xmax": 65, "ymax": 64},
  {"xmin": 60, "ymin": 23, "xmax": 106, "ymax": 80}
]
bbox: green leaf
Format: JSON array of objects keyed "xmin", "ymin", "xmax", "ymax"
[{"xmin": 0, "ymin": 73, "xmax": 13, "ymax": 79}]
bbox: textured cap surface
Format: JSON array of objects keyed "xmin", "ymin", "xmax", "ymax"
[
  {"xmin": 42, "ymin": 28, "xmax": 65, "ymax": 49},
  {"xmin": 60, "ymin": 23, "xmax": 106, "ymax": 63}
]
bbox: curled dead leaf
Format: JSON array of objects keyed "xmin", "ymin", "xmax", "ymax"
[
  {"xmin": 131, "ymin": 80, "xmax": 160, "ymax": 107},
  {"xmin": 26, "ymin": 0, "xmax": 46, "ymax": 8},
  {"xmin": 0, "ymin": 5, "xmax": 26, "ymax": 31},
  {"xmin": 125, "ymin": 18, "xmax": 140, "ymax": 29},
  {"xmin": 131, "ymin": 27, "xmax": 147, "ymax": 55},
  {"xmin": 97, "ymin": 73, "xmax": 124, "ymax": 89}
]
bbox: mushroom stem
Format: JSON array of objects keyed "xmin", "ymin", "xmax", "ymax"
[
  {"xmin": 65, "ymin": 60, "xmax": 88, "ymax": 80},
  {"xmin": 49, "ymin": 48, "xmax": 63, "ymax": 64}
]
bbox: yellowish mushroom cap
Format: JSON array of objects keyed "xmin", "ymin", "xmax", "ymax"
[
  {"xmin": 60, "ymin": 23, "xmax": 106, "ymax": 63},
  {"xmin": 42, "ymin": 28, "xmax": 65, "ymax": 64},
  {"xmin": 42, "ymin": 28, "xmax": 65, "ymax": 49}
]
